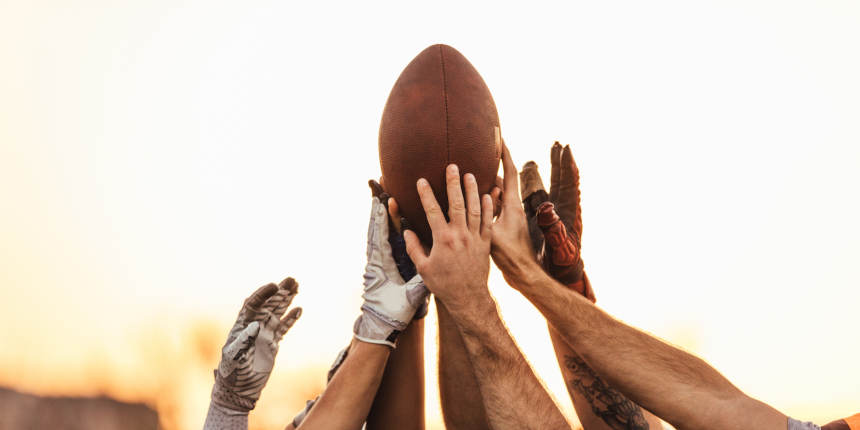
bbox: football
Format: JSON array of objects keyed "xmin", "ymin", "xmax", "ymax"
[{"xmin": 378, "ymin": 44, "xmax": 501, "ymax": 244}]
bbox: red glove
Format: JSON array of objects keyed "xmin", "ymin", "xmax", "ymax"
[{"xmin": 520, "ymin": 142, "xmax": 595, "ymax": 303}]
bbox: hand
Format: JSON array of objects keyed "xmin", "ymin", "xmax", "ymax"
[
  {"xmin": 368, "ymin": 179, "xmax": 429, "ymax": 319},
  {"xmin": 353, "ymin": 191, "xmax": 429, "ymax": 347},
  {"xmin": 519, "ymin": 142, "xmax": 594, "ymax": 301},
  {"xmin": 211, "ymin": 278, "xmax": 302, "ymax": 415},
  {"xmin": 404, "ymin": 164, "xmax": 494, "ymax": 314},
  {"xmin": 488, "ymin": 143, "xmax": 541, "ymax": 288}
]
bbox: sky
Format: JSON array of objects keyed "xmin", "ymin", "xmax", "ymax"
[{"xmin": 1, "ymin": 0, "xmax": 859, "ymax": 428}]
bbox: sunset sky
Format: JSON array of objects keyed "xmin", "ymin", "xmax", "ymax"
[{"xmin": 1, "ymin": 1, "xmax": 859, "ymax": 428}]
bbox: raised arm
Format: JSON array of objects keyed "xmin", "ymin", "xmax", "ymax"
[
  {"xmin": 490, "ymin": 144, "xmax": 787, "ymax": 430},
  {"xmin": 295, "ymin": 189, "xmax": 429, "ymax": 430},
  {"xmin": 520, "ymin": 143, "xmax": 662, "ymax": 430},
  {"xmin": 403, "ymin": 164, "xmax": 569, "ymax": 430},
  {"xmin": 204, "ymin": 278, "xmax": 302, "ymax": 430}
]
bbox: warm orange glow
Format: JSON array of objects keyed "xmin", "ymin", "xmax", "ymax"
[{"xmin": 2, "ymin": 1, "xmax": 859, "ymax": 429}]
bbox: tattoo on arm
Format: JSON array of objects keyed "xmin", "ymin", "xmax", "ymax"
[{"xmin": 564, "ymin": 355, "xmax": 649, "ymax": 430}]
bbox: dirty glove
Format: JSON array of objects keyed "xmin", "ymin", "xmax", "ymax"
[
  {"xmin": 353, "ymin": 194, "xmax": 429, "ymax": 347},
  {"xmin": 205, "ymin": 278, "xmax": 302, "ymax": 427},
  {"xmin": 368, "ymin": 179, "xmax": 429, "ymax": 319},
  {"xmin": 520, "ymin": 142, "xmax": 595, "ymax": 302}
]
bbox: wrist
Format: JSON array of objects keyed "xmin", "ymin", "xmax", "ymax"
[
  {"xmin": 503, "ymin": 254, "xmax": 544, "ymax": 290},
  {"xmin": 442, "ymin": 289, "xmax": 498, "ymax": 333}
]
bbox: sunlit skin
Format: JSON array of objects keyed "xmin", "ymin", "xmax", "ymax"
[
  {"xmin": 404, "ymin": 164, "xmax": 571, "ymax": 429},
  {"xmin": 489, "ymin": 144, "xmax": 789, "ymax": 430}
]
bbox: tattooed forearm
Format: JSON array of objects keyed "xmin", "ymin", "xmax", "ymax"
[{"xmin": 564, "ymin": 354, "xmax": 649, "ymax": 430}]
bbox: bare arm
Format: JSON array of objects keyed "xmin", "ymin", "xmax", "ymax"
[
  {"xmin": 403, "ymin": 164, "xmax": 569, "ymax": 430},
  {"xmin": 518, "ymin": 145, "xmax": 662, "ymax": 430},
  {"xmin": 297, "ymin": 340, "xmax": 389, "ymax": 429},
  {"xmin": 366, "ymin": 318, "xmax": 426, "ymax": 430},
  {"xmin": 490, "ymin": 143, "xmax": 786, "ymax": 430},
  {"xmin": 444, "ymin": 292, "xmax": 570, "ymax": 430},
  {"xmin": 549, "ymin": 326, "xmax": 661, "ymax": 430},
  {"xmin": 436, "ymin": 298, "xmax": 492, "ymax": 429},
  {"xmin": 507, "ymin": 259, "xmax": 786, "ymax": 430}
]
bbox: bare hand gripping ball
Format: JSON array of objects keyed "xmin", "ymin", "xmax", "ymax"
[{"xmin": 379, "ymin": 44, "xmax": 501, "ymax": 244}]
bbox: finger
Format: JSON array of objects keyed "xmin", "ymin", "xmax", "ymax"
[
  {"xmin": 403, "ymin": 229, "xmax": 429, "ymax": 268},
  {"xmin": 244, "ymin": 283, "xmax": 279, "ymax": 310},
  {"xmin": 500, "ymin": 143, "xmax": 520, "ymax": 205},
  {"xmin": 557, "ymin": 144, "xmax": 581, "ymax": 226},
  {"xmin": 388, "ymin": 197, "xmax": 402, "ymax": 233},
  {"xmin": 368, "ymin": 179, "xmax": 384, "ymax": 198},
  {"xmin": 445, "ymin": 164, "xmax": 466, "ymax": 226},
  {"xmin": 481, "ymin": 194, "xmax": 494, "ymax": 239},
  {"xmin": 464, "ymin": 173, "xmax": 481, "ymax": 232},
  {"xmin": 276, "ymin": 307, "xmax": 302, "ymax": 339},
  {"xmin": 549, "ymin": 141, "xmax": 562, "ymax": 203},
  {"xmin": 278, "ymin": 277, "xmax": 298, "ymax": 295},
  {"xmin": 267, "ymin": 285, "xmax": 298, "ymax": 318},
  {"xmin": 370, "ymin": 196, "xmax": 391, "ymax": 256},
  {"xmin": 416, "ymin": 178, "xmax": 447, "ymax": 233},
  {"xmin": 490, "ymin": 186, "xmax": 503, "ymax": 217},
  {"xmin": 225, "ymin": 321, "xmax": 260, "ymax": 361},
  {"xmin": 519, "ymin": 161, "xmax": 546, "ymax": 202}
]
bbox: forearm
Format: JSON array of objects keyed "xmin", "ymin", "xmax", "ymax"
[
  {"xmin": 510, "ymin": 261, "xmax": 785, "ymax": 430},
  {"xmin": 366, "ymin": 318, "xmax": 425, "ymax": 430},
  {"xmin": 548, "ymin": 326, "xmax": 661, "ymax": 430},
  {"xmin": 203, "ymin": 403, "xmax": 248, "ymax": 430},
  {"xmin": 447, "ymin": 293, "xmax": 570, "ymax": 430},
  {"xmin": 298, "ymin": 340, "xmax": 390, "ymax": 430},
  {"xmin": 436, "ymin": 298, "xmax": 492, "ymax": 429}
]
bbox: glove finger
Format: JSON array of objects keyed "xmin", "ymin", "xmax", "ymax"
[
  {"xmin": 264, "ymin": 277, "xmax": 298, "ymax": 317},
  {"xmin": 369, "ymin": 179, "xmax": 385, "ymax": 198},
  {"xmin": 276, "ymin": 307, "xmax": 302, "ymax": 339},
  {"xmin": 549, "ymin": 141, "xmax": 562, "ymax": 203},
  {"xmin": 242, "ymin": 283, "xmax": 279, "ymax": 316},
  {"xmin": 556, "ymin": 144, "xmax": 581, "ymax": 231},
  {"xmin": 405, "ymin": 275, "xmax": 429, "ymax": 308},
  {"xmin": 223, "ymin": 321, "xmax": 260, "ymax": 364},
  {"xmin": 366, "ymin": 197, "xmax": 383, "ymax": 260},
  {"xmin": 519, "ymin": 161, "xmax": 546, "ymax": 204},
  {"xmin": 278, "ymin": 277, "xmax": 299, "ymax": 295},
  {"xmin": 369, "ymin": 197, "xmax": 402, "ymax": 280},
  {"xmin": 267, "ymin": 289, "xmax": 297, "ymax": 319}
]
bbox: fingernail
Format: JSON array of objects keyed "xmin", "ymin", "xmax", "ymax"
[
  {"xmin": 417, "ymin": 178, "xmax": 427, "ymax": 187},
  {"xmin": 449, "ymin": 164, "xmax": 458, "ymax": 175},
  {"xmin": 466, "ymin": 173, "xmax": 475, "ymax": 183}
]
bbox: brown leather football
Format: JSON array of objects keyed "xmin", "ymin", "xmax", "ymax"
[{"xmin": 379, "ymin": 44, "xmax": 501, "ymax": 244}]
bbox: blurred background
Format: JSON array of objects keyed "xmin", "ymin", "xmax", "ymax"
[{"xmin": 1, "ymin": 0, "xmax": 859, "ymax": 428}]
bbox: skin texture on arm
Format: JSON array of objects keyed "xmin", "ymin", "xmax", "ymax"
[
  {"xmin": 297, "ymin": 339, "xmax": 390, "ymax": 430},
  {"xmin": 491, "ymin": 145, "xmax": 787, "ymax": 430},
  {"xmin": 403, "ymin": 163, "xmax": 570, "ymax": 430},
  {"xmin": 366, "ymin": 318, "xmax": 425, "ymax": 430},
  {"xmin": 549, "ymin": 327, "xmax": 659, "ymax": 430},
  {"xmin": 435, "ymin": 298, "xmax": 492, "ymax": 430},
  {"xmin": 521, "ymin": 143, "xmax": 662, "ymax": 430},
  {"xmin": 363, "ymin": 191, "xmax": 427, "ymax": 430},
  {"xmin": 385, "ymin": 184, "xmax": 490, "ymax": 430}
]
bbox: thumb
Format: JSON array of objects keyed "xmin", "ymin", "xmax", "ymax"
[
  {"xmin": 219, "ymin": 321, "xmax": 260, "ymax": 376},
  {"xmin": 276, "ymin": 307, "xmax": 302, "ymax": 339},
  {"xmin": 404, "ymin": 275, "xmax": 429, "ymax": 308},
  {"xmin": 403, "ymin": 229, "xmax": 429, "ymax": 269}
]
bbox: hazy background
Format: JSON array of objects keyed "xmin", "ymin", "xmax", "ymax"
[{"xmin": 1, "ymin": 0, "xmax": 858, "ymax": 428}]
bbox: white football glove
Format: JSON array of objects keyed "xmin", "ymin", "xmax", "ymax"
[
  {"xmin": 209, "ymin": 278, "xmax": 301, "ymax": 415},
  {"xmin": 353, "ymin": 196, "xmax": 429, "ymax": 347}
]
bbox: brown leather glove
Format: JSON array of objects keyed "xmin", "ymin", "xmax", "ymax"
[{"xmin": 519, "ymin": 142, "xmax": 595, "ymax": 302}]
